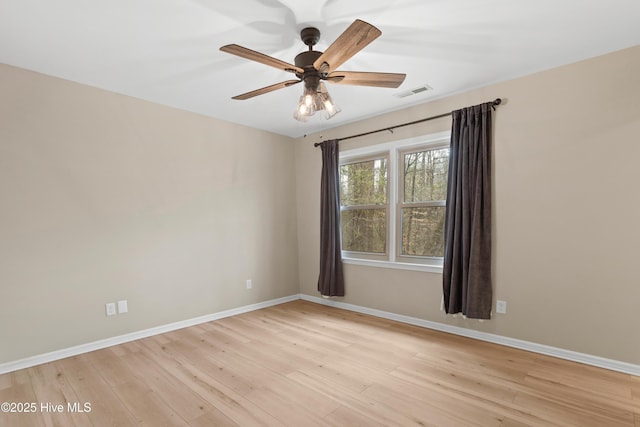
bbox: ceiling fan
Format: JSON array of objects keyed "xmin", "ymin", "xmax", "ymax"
[{"xmin": 220, "ymin": 19, "xmax": 406, "ymax": 121}]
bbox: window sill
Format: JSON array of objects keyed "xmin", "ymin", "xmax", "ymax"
[{"xmin": 342, "ymin": 257, "xmax": 443, "ymax": 274}]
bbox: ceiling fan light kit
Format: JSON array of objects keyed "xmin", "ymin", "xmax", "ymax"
[
  {"xmin": 294, "ymin": 81, "xmax": 341, "ymax": 122},
  {"xmin": 220, "ymin": 19, "xmax": 406, "ymax": 122}
]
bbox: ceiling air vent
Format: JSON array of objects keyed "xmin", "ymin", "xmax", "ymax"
[{"xmin": 394, "ymin": 84, "xmax": 433, "ymax": 98}]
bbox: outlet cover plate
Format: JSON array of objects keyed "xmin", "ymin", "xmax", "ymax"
[
  {"xmin": 496, "ymin": 300, "xmax": 507, "ymax": 314},
  {"xmin": 105, "ymin": 303, "xmax": 116, "ymax": 316},
  {"xmin": 117, "ymin": 300, "xmax": 128, "ymax": 314}
]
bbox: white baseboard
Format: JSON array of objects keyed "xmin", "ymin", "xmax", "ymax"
[
  {"xmin": 0, "ymin": 294, "xmax": 299, "ymax": 375},
  {"xmin": 3, "ymin": 293, "xmax": 638, "ymax": 377},
  {"xmin": 300, "ymin": 294, "xmax": 640, "ymax": 377}
]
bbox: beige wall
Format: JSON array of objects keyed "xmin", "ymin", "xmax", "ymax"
[
  {"xmin": 295, "ymin": 46, "xmax": 640, "ymax": 365},
  {"xmin": 2, "ymin": 45, "xmax": 639, "ymax": 367},
  {"xmin": 0, "ymin": 65, "xmax": 299, "ymax": 363}
]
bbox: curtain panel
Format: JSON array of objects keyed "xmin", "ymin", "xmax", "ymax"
[
  {"xmin": 317, "ymin": 139, "xmax": 345, "ymax": 297},
  {"xmin": 443, "ymin": 102, "xmax": 494, "ymax": 319}
]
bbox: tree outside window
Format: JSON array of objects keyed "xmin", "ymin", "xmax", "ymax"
[
  {"xmin": 400, "ymin": 147, "xmax": 448, "ymax": 258},
  {"xmin": 340, "ymin": 157, "xmax": 388, "ymax": 254}
]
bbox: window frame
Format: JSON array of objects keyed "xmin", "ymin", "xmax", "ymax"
[
  {"xmin": 339, "ymin": 152, "xmax": 390, "ymax": 261},
  {"xmin": 339, "ymin": 131, "xmax": 450, "ymax": 273},
  {"xmin": 396, "ymin": 144, "xmax": 449, "ymax": 265}
]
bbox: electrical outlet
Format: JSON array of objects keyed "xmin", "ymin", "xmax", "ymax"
[
  {"xmin": 105, "ymin": 303, "xmax": 116, "ymax": 316},
  {"xmin": 117, "ymin": 300, "xmax": 128, "ymax": 314},
  {"xmin": 246, "ymin": 279, "xmax": 252, "ymax": 289},
  {"xmin": 496, "ymin": 300, "xmax": 507, "ymax": 314}
]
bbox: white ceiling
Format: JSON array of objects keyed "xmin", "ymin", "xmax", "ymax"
[{"xmin": 1, "ymin": 0, "xmax": 639, "ymax": 138}]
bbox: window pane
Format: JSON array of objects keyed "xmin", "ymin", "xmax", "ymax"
[
  {"xmin": 340, "ymin": 158, "xmax": 387, "ymax": 206},
  {"xmin": 403, "ymin": 148, "xmax": 449, "ymax": 202},
  {"xmin": 341, "ymin": 208, "xmax": 386, "ymax": 253},
  {"xmin": 401, "ymin": 207, "xmax": 445, "ymax": 257}
]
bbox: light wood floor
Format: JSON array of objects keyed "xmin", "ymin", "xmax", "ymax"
[{"xmin": 1, "ymin": 300, "xmax": 638, "ymax": 426}]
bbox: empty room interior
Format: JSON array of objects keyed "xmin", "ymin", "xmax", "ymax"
[{"xmin": 1, "ymin": 1, "xmax": 639, "ymax": 426}]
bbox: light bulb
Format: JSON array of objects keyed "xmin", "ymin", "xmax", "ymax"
[
  {"xmin": 324, "ymin": 99, "xmax": 335, "ymax": 113},
  {"xmin": 304, "ymin": 94, "xmax": 313, "ymax": 107}
]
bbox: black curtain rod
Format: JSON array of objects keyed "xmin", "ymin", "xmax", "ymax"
[{"xmin": 314, "ymin": 98, "xmax": 502, "ymax": 147}]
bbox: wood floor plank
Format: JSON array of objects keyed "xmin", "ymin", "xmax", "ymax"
[
  {"xmin": 0, "ymin": 299, "xmax": 637, "ymax": 426},
  {"xmin": 222, "ymin": 336, "xmax": 320, "ymax": 377},
  {"xmin": 527, "ymin": 355, "xmax": 633, "ymax": 399},
  {"xmin": 386, "ymin": 366, "xmax": 561, "ymax": 426},
  {"xmin": 628, "ymin": 374, "xmax": 640, "ymax": 402},
  {"xmin": 0, "ymin": 383, "xmax": 46, "ymax": 427},
  {"xmin": 6, "ymin": 368, "xmax": 32, "ymax": 386},
  {"xmin": 26, "ymin": 363, "xmax": 94, "ymax": 427},
  {"xmin": 513, "ymin": 391, "xmax": 634, "ymax": 427},
  {"xmin": 523, "ymin": 372, "xmax": 638, "ymax": 415},
  {"xmin": 286, "ymin": 370, "xmax": 420, "ymax": 426},
  {"xmin": 0, "ymin": 372, "xmax": 12, "ymax": 391},
  {"xmin": 500, "ymin": 417, "xmax": 539, "ymax": 427},
  {"xmin": 195, "ymin": 322, "xmax": 249, "ymax": 347},
  {"xmin": 256, "ymin": 319, "xmax": 351, "ymax": 358},
  {"xmin": 84, "ymin": 347, "xmax": 141, "ymax": 388},
  {"xmin": 258, "ymin": 376, "xmax": 342, "ymax": 418},
  {"xmin": 54, "ymin": 353, "xmax": 140, "ymax": 426},
  {"xmin": 112, "ymin": 376, "xmax": 190, "ymax": 426},
  {"xmin": 362, "ymin": 381, "xmax": 502, "ymax": 427},
  {"xmin": 323, "ymin": 404, "xmax": 388, "ymax": 427},
  {"xmin": 391, "ymin": 362, "xmax": 520, "ymax": 408},
  {"xmin": 296, "ymin": 358, "xmax": 375, "ymax": 394},
  {"xmin": 169, "ymin": 361, "xmax": 285, "ymax": 427},
  {"xmin": 67, "ymin": 376, "xmax": 139, "ymax": 426},
  {"xmin": 244, "ymin": 383, "xmax": 328, "ymax": 427},
  {"xmin": 177, "ymin": 339, "xmax": 292, "ymax": 399},
  {"xmin": 121, "ymin": 350, "xmax": 212, "ymax": 422},
  {"xmin": 135, "ymin": 335, "xmax": 191, "ymax": 368},
  {"xmin": 187, "ymin": 408, "xmax": 239, "ymax": 427}
]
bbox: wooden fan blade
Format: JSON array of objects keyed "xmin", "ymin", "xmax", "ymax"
[
  {"xmin": 326, "ymin": 71, "xmax": 406, "ymax": 88},
  {"xmin": 231, "ymin": 79, "xmax": 301, "ymax": 100},
  {"xmin": 313, "ymin": 19, "xmax": 381, "ymax": 73},
  {"xmin": 221, "ymin": 44, "xmax": 304, "ymax": 74}
]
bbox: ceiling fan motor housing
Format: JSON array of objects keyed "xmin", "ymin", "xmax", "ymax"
[
  {"xmin": 295, "ymin": 50, "xmax": 322, "ymax": 71},
  {"xmin": 294, "ymin": 50, "xmax": 324, "ymax": 87}
]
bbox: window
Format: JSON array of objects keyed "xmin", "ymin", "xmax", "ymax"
[
  {"xmin": 398, "ymin": 146, "xmax": 448, "ymax": 259},
  {"xmin": 340, "ymin": 155, "xmax": 388, "ymax": 258},
  {"xmin": 339, "ymin": 132, "xmax": 450, "ymax": 271}
]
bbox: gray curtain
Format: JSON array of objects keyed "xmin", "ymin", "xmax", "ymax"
[
  {"xmin": 443, "ymin": 102, "xmax": 493, "ymax": 319},
  {"xmin": 318, "ymin": 139, "xmax": 345, "ymax": 296}
]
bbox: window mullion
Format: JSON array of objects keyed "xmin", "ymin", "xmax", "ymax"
[
  {"xmin": 389, "ymin": 148, "xmax": 397, "ymax": 262},
  {"xmin": 341, "ymin": 204, "xmax": 386, "ymax": 211},
  {"xmin": 400, "ymin": 200, "xmax": 446, "ymax": 208}
]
